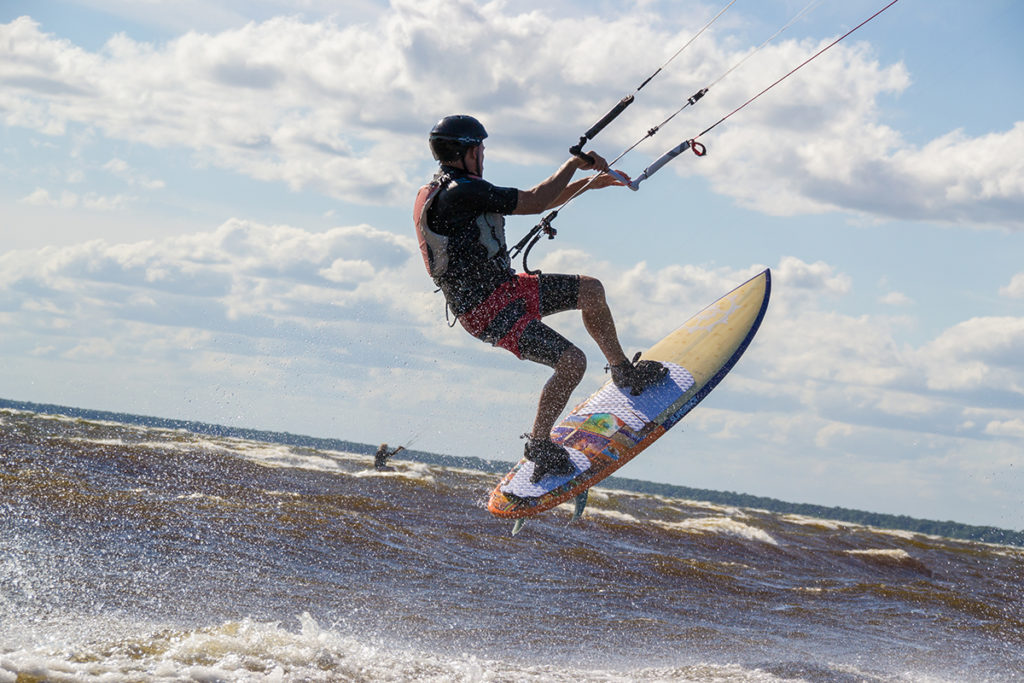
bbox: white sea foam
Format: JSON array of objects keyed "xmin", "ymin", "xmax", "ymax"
[
  {"xmin": 594, "ymin": 488, "xmax": 748, "ymax": 518},
  {"xmin": 780, "ymin": 513, "xmax": 854, "ymax": 530},
  {"xmin": 352, "ymin": 461, "xmax": 436, "ymax": 483},
  {"xmin": 67, "ymin": 434, "xmax": 233, "ymax": 455},
  {"xmin": 176, "ymin": 492, "xmax": 227, "ymax": 504},
  {"xmin": 654, "ymin": 515, "xmax": 779, "ymax": 546},
  {"xmin": 871, "ymin": 527, "xmax": 920, "ymax": 540},
  {"xmin": 201, "ymin": 436, "xmax": 437, "ymax": 482},
  {"xmin": 568, "ymin": 506, "xmax": 643, "ymax": 525},
  {"xmin": 67, "ymin": 436, "xmax": 126, "ymax": 446},
  {"xmin": 0, "ymin": 613, "xmax": 826, "ymax": 683},
  {"xmin": 845, "ymin": 548, "xmax": 913, "ymax": 560},
  {"xmin": 29, "ymin": 411, "xmax": 140, "ymax": 429},
  {"xmin": 172, "ymin": 438, "xmax": 358, "ymax": 473},
  {"xmin": 675, "ymin": 500, "xmax": 748, "ymax": 517},
  {"xmin": 63, "ymin": 423, "xmax": 432, "ymax": 481},
  {"xmin": 844, "ymin": 548, "xmax": 933, "ymax": 575}
]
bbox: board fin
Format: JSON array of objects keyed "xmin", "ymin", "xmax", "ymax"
[
  {"xmin": 569, "ymin": 489, "xmax": 589, "ymax": 523},
  {"xmin": 511, "ymin": 519, "xmax": 527, "ymax": 536}
]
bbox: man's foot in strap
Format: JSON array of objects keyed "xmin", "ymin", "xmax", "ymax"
[
  {"xmin": 609, "ymin": 351, "xmax": 669, "ymax": 396},
  {"xmin": 522, "ymin": 435, "xmax": 575, "ymax": 484}
]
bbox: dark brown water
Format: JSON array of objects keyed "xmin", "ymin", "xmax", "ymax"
[{"xmin": 2, "ymin": 407, "xmax": 1022, "ymax": 681}]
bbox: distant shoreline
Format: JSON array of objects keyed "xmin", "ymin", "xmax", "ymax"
[{"xmin": 3, "ymin": 396, "xmax": 1021, "ymax": 548}]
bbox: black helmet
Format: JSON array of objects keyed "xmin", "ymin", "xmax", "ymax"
[{"xmin": 429, "ymin": 115, "xmax": 487, "ymax": 162}]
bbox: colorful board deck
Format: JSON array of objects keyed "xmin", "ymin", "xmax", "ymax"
[{"xmin": 487, "ymin": 268, "xmax": 771, "ymax": 520}]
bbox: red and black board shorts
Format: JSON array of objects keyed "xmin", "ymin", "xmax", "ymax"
[{"xmin": 458, "ymin": 273, "xmax": 579, "ymax": 367}]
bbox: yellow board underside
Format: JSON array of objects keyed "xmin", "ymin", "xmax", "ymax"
[{"xmin": 641, "ymin": 271, "xmax": 768, "ymax": 393}]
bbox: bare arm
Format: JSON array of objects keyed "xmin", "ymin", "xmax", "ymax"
[
  {"xmin": 550, "ymin": 172, "xmax": 627, "ymax": 206},
  {"xmin": 512, "ymin": 152, "xmax": 611, "ymax": 215}
]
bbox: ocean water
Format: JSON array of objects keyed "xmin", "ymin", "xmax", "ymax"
[{"xmin": 2, "ymin": 407, "xmax": 1022, "ymax": 682}]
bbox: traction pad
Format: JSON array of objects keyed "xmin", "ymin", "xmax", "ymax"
[{"xmin": 500, "ymin": 362, "xmax": 695, "ymax": 498}]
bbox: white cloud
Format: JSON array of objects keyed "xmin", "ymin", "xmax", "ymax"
[
  {"xmin": 879, "ymin": 291, "xmax": 913, "ymax": 306},
  {"xmin": 774, "ymin": 256, "xmax": 851, "ymax": 296},
  {"xmin": 103, "ymin": 158, "xmax": 165, "ymax": 189},
  {"xmin": 1000, "ymin": 273, "xmax": 1024, "ymax": 299},
  {"xmin": 2, "ymin": 5, "xmax": 1021, "ymax": 227},
  {"xmin": 65, "ymin": 336, "xmax": 117, "ymax": 360},
  {"xmin": 919, "ymin": 317, "xmax": 1024, "ymax": 393},
  {"xmin": 814, "ymin": 422, "xmax": 854, "ymax": 448},
  {"xmin": 0, "ymin": 219, "xmax": 440, "ymax": 362},
  {"xmin": 60, "ymin": 0, "xmax": 388, "ymax": 35},
  {"xmin": 82, "ymin": 192, "xmax": 132, "ymax": 210},
  {"xmin": 984, "ymin": 419, "xmax": 1024, "ymax": 439},
  {"xmin": 19, "ymin": 188, "xmax": 67, "ymax": 207},
  {"xmin": 18, "ymin": 187, "xmax": 130, "ymax": 210}
]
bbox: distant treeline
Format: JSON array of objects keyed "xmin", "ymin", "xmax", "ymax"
[{"xmin": 4, "ymin": 397, "xmax": 1021, "ymax": 548}]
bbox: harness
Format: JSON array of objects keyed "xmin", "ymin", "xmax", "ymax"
[{"xmin": 412, "ymin": 171, "xmax": 509, "ymax": 281}]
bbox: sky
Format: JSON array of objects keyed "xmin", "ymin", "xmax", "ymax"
[{"xmin": 2, "ymin": 0, "xmax": 1022, "ymax": 530}]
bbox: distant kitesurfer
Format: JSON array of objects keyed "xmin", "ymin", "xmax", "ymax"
[
  {"xmin": 413, "ymin": 114, "xmax": 667, "ymax": 484},
  {"xmin": 375, "ymin": 443, "xmax": 403, "ymax": 471}
]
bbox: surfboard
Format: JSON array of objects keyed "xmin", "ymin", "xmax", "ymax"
[{"xmin": 487, "ymin": 268, "xmax": 771, "ymax": 523}]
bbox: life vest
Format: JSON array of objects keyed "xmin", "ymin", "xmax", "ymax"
[
  {"xmin": 413, "ymin": 173, "xmax": 509, "ymax": 280},
  {"xmin": 413, "ymin": 179, "xmax": 450, "ymax": 278}
]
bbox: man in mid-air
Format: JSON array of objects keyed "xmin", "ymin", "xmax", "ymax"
[{"xmin": 414, "ymin": 115, "xmax": 666, "ymax": 482}]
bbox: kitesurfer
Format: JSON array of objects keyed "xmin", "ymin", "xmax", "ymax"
[
  {"xmin": 374, "ymin": 443, "xmax": 403, "ymax": 472},
  {"xmin": 414, "ymin": 115, "xmax": 667, "ymax": 483}
]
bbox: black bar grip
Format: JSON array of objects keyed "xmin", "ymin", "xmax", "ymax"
[
  {"xmin": 583, "ymin": 95, "xmax": 634, "ymax": 140},
  {"xmin": 570, "ymin": 94, "xmax": 635, "ymax": 164},
  {"xmin": 573, "ymin": 146, "xmax": 598, "ymax": 165},
  {"xmin": 569, "ymin": 143, "xmax": 595, "ymax": 165}
]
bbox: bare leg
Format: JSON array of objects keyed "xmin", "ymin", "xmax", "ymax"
[
  {"xmin": 577, "ymin": 276, "xmax": 629, "ymax": 367},
  {"xmin": 531, "ymin": 345, "xmax": 586, "ymax": 439},
  {"xmin": 529, "ymin": 275, "xmax": 661, "ymax": 441}
]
